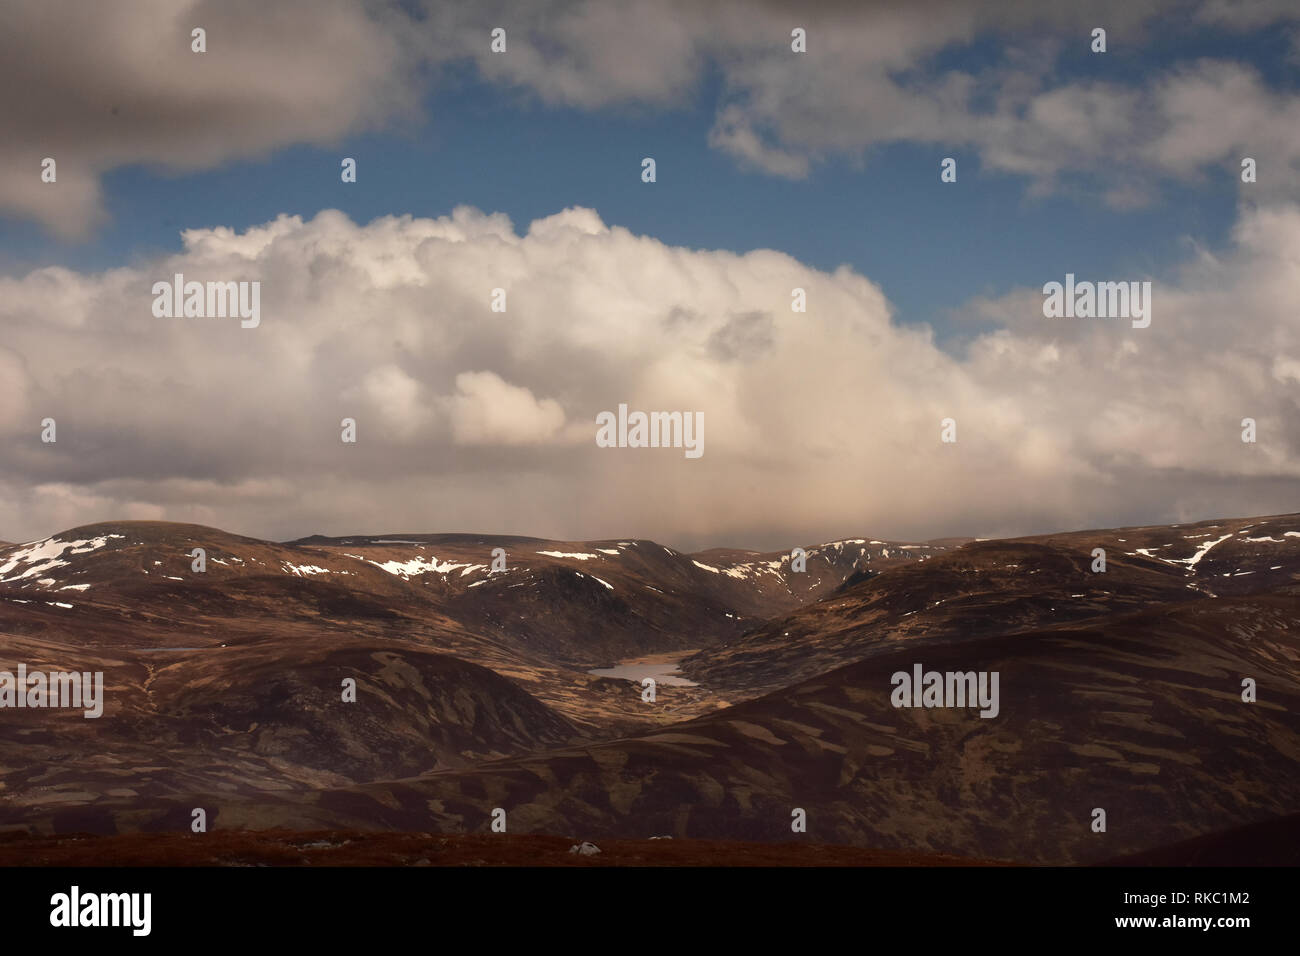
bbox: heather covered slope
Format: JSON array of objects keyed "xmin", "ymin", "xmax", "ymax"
[
  {"xmin": 0, "ymin": 521, "xmax": 941, "ymax": 729},
  {"xmin": 1, "ymin": 522, "xmax": 944, "ymax": 664},
  {"xmin": 0, "ymin": 514, "xmax": 1296, "ymax": 865},
  {"xmin": 0, "ymin": 633, "xmax": 578, "ymax": 835},
  {"xmin": 683, "ymin": 512, "xmax": 1300, "ymax": 695},
  {"xmin": 137, "ymin": 588, "xmax": 1296, "ymax": 865}
]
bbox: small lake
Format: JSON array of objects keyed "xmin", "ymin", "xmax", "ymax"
[{"xmin": 588, "ymin": 653, "xmax": 698, "ymax": 687}]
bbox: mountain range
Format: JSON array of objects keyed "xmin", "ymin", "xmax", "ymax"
[{"xmin": 1, "ymin": 513, "xmax": 1296, "ymax": 864}]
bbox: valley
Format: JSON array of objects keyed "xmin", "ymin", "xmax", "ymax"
[{"xmin": 0, "ymin": 513, "xmax": 1296, "ymax": 865}]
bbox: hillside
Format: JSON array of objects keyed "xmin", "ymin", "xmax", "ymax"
[{"xmin": 1, "ymin": 513, "xmax": 1296, "ymax": 864}]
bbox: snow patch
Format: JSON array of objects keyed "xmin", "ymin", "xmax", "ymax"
[
  {"xmin": 282, "ymin": 562, "xmax": 332, "ymax": 576},
  {"xmin": 367, "ymin": 555, "xmax": 478, "ymax": 578},
  {"xmin": 0, "ymin": 534, "xmax": 125, "ymax": 584},
  {"xmin": 1169, "ymin": 533, "xmax": 1234, "ymax": 569}
]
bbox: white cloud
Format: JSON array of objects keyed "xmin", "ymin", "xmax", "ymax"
[
  {"xmin": 347, "ymin": 365, "xmax": 433, "ymax": 441},
  {"xmin": 0, "ymin": 202, "xmax": 1295, "ymax": 547},
  {"xmin": 7, "ymin": 0, "xmax": 1300, "ymax": 234},
  {"xmin": 449, "ymin": 371, "xmax": 567, "ymax": 445},
  {"xmin": 434, "ymin": 1, "xmax": 1300, "ymax": 203}
]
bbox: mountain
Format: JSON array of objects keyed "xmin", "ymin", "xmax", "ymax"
[
  {"xmin": 0, "ymin": 522, "xmax": 943, "ymax": 730},
  {"xmin": 1, "ymin": 513, "xmax": 1297, "ymax": 864},
  {"xmin": 682, "ymin": 512, "xmax": 1300, "ymax": 695},
  {"xmin": 125, "ymin": 586, "xmax": 1297, "ymax": 864}
]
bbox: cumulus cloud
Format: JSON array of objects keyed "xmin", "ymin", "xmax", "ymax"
[
  {"xmin": 0, "ymin": 203, "xmax": 1296, "ymax": 547},
  {"xmin": 449, "ymin": 371, "xmax": 567, "ymax": 445}
]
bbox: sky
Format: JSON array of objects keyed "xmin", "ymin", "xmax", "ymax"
[{"xmin": 1, "ymin": 0, "xmax": 1299, "ymax": 550}]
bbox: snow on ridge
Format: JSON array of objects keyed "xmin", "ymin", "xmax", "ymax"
[
  {"xmin": 341, "ymin": 552, "xmax": 482, "ymax": 578},
  {"xmin": 0, "ymin": 534, "xmax": 125, "ymax": 584},
  {"xmin": 281, "ymin": 562, "xmax": 336, "ymax": 577},
  {"xmin": 595, "ymin": 548, "xmax": 620, "ymax": 555},
  {"xmin": 367, "ymin": 555, "xmax": 479, "ymax": 579},
  {"xmin": 537, "ymin": 550, "xmax": 600, "ymax": 560},
  {"xmin": 1169, "ymin": 533, "xmax": 1234, "ymax": 569},
  {"xmin": 820, "ymin": 538, "xmax": 867, "ymax": 549},
  {"xmin": 731, "ymin": 559, "xmax": 786, "ymax": 578},
  {"xmin": 692, "ymin": 558, "xmax": 763, "ymax": 580}
]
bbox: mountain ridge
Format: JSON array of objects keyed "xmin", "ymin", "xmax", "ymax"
[{"xmin": 1, "ymin": 512, "xmax": 1296, "ymax": 864}]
